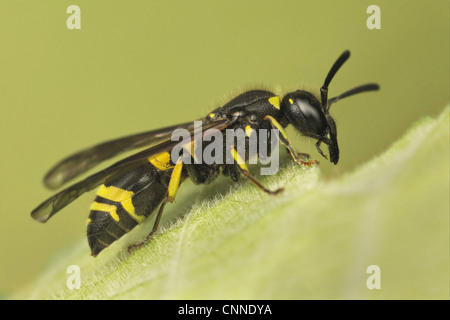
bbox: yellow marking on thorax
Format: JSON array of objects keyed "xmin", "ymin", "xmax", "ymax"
[
  {"xmin": 268, "ymin": 96, "xmax": 281, "ymax": 110},
  {"xmin": 208, "ymin": 113, "xmax": 215, "ymax": 118},
  {"xmin": 90, "ymin": 202, "xmax": 120, "ymax": 222},
  {"xmin": 245, "ymin": 125, "xmax": 254, "ymax": 137},
  {"xmin": 289, "ymin": 98, "xmax": 294, "ymax": 104},
  {"xmin": 148, "ymin": 151, "xmax": 173, "ymax": 171}
]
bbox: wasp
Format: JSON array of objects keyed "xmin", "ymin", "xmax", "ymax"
[{"xmin": 31, "ymin": 51, "xmax": 379, "ymax": 257}]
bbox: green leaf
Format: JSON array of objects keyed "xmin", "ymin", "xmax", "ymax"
[{"xmin": 16, "ymin": 107, "xmax": 449, "ymax": 299}]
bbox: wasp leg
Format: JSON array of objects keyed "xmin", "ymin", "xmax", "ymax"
[
  {"xmin": 264, "ymin": 115, "xmax": 319, "ymax": 166},
  {"xmin": 230, "ymin": 146, "xmax": 283, "ymax": 195},
  {"xmin": 127, "ymin": 158, "xmax": 184, "ymax": 253},
  {"xmin": 315, "ymin": 137, "xmax": 328, "ymax": 160},
  {"xmin": 127, "ymin": 200, "xmax": 168, "ymax": 253},
  {"xmin": 164, "ymin": 157, "xmax": 184, "ymax": 203}
]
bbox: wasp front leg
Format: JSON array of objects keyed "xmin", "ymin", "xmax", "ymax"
[{"xmin": 264, "ymin": 115, "xmax": 319, "ymax": 167}]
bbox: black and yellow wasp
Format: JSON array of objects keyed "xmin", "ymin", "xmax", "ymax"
[{"xmin": 31, "ymin": 51, "xmax": 379, "ymax": 257}]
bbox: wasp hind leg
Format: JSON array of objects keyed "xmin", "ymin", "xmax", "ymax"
[
  {"xmin": 127, "ymin": 200, "xmax": 168, "ymax": 253},
  {"xmin": 229, "ymin": 146, "xmax": 283, "ymax": 195},
  {"xmin": 127, "ymin": 158, "xmax": 184, "ymax": 254}
]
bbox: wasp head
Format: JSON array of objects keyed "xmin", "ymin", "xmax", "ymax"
[
  {"xmin": 281, "ymin": 51, "xmax": 379, "ymax": 165},
  {"xmin": 281, "ymin": 90, "xmax": 340, "ymax": 164}
]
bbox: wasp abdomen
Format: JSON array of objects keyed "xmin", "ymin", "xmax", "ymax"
[{"xmin": 87, "ymin": 163, "xmax": 171, "ymax": 256}]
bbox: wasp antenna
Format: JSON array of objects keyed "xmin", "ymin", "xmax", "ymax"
[
  {"xmin": 328, "ymin": 83, "xmax": 380, "ymax": 108},
  {"xmin": 320, "ymin": 50, "xmax": 351, "ymax": 112}
]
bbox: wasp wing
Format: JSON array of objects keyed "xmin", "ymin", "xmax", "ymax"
[
  {"xmin": 43, "ymin": 121, "xmax": 199, "ymax": 190},
  {"xmin": 31, "ymin": 119, "xmax": 230, "ymax": 223}
]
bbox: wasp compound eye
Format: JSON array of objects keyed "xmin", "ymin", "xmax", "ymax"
[{"xmin": 282, "ymin": 91, "xmax": 328, "ymax": 137}]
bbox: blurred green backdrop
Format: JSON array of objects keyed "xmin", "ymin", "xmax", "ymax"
[{"xmin": 0, "ymin": 0, "xmax": 448, "ymax": 295}]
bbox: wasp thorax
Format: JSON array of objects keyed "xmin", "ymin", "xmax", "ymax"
[{"xmin": 282, "ymin": 90, "xmax": 328, "ymax": 137}]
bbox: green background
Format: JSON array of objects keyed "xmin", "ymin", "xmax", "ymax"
[{"xmin": 0, "ymin": 0, "xmax": 448, "ymax": 296}]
